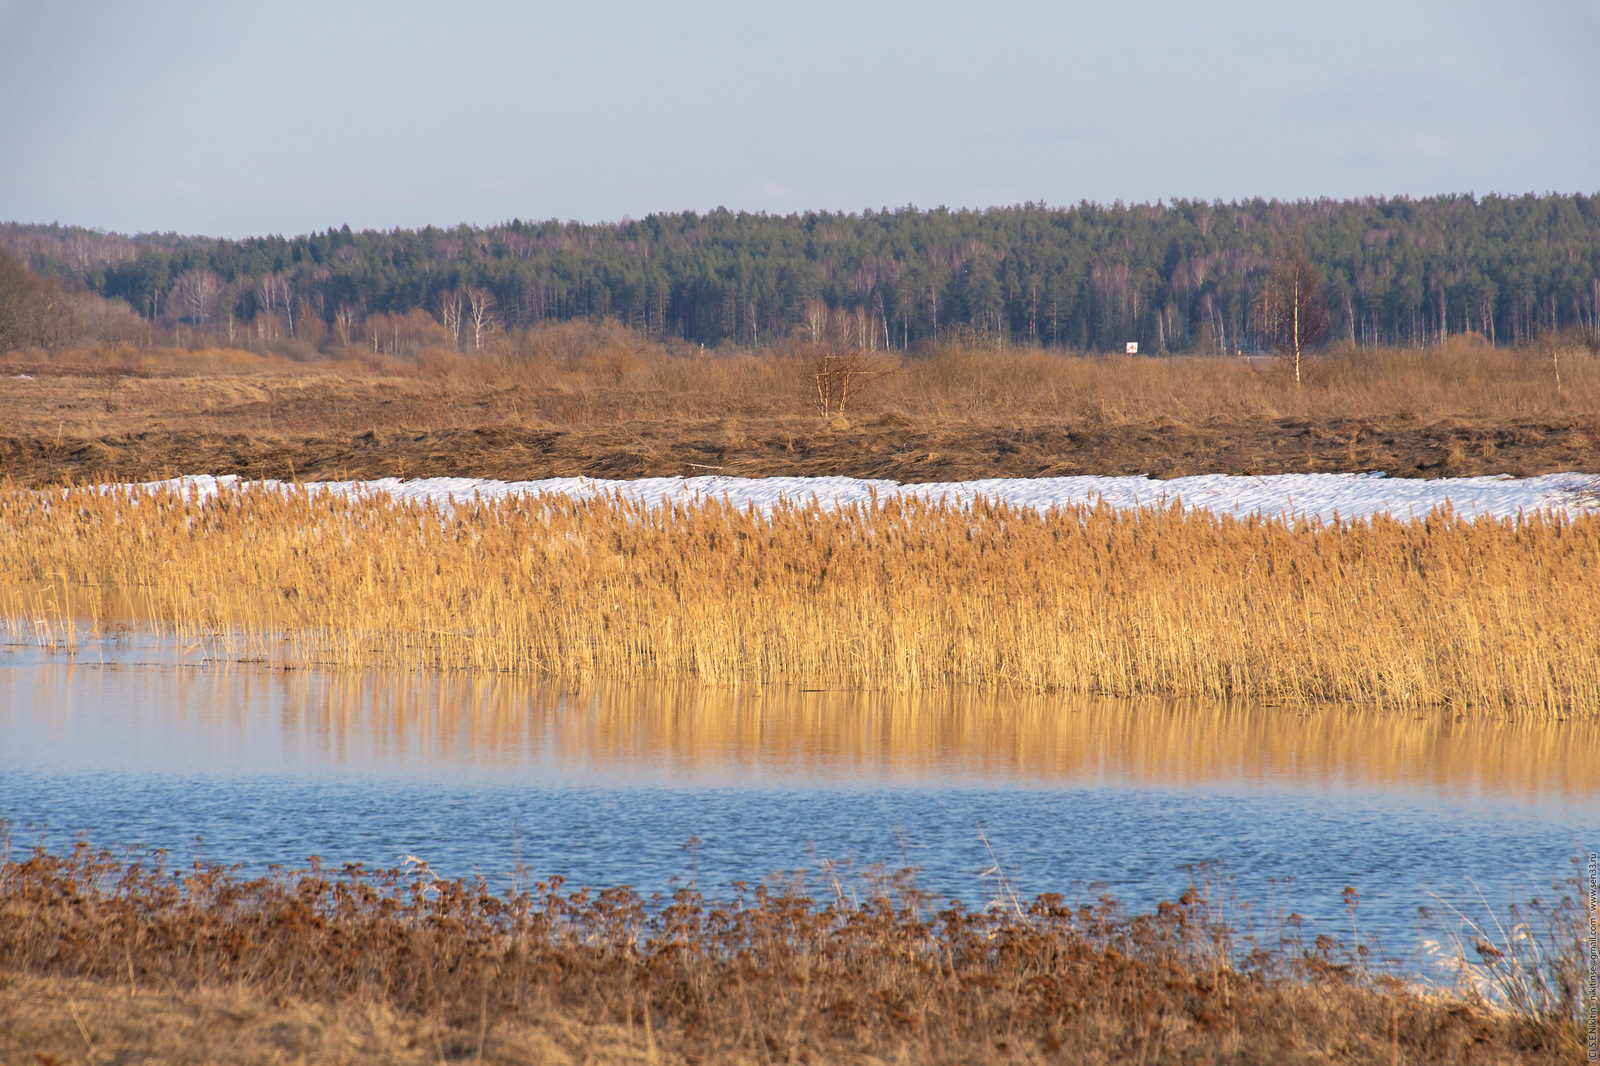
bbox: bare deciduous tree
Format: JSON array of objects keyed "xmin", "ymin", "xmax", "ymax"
[
  {"xmin": 0, "ymin": 251, "xmax": 48, "ymax": 352},
  {"xmin": 0, "ymin": 251, "xmax": 91, "ymax": 353},
  {"xmin": 465, "ymin": 287, "xmax": 496, "ymax": 350},
  {"xmin": 254, "ymin": 277, "xmax": 277, "ymax": 340},
  {"xmin": 438, "ymin": 291, "xmax": 464, "ymax": 350},
  {"xmin": 801, "ymin": 298, "xmax": 898, "ymax": 420},
  {"xmin": 1259, "ymin": 250, "xmax": 1329, "ymax": 384},
  {"xmin": 172, "ymin": 269, "xmax": 222, "ymax": 326},
  {"xmin": 804, "ymin": 298, "xmax": 827, "ymax": 344},
  {"xmin": 333, "ymin": 303, "xmax": 359, "ymax": 348},
  {"xmin": 812, "ymin": 348, "xmax": 897, "ymax": 421},
  {"xmin": 256, "ymin": 274, "xmax": 295, "ymax": 339},
  {"xmin": 34, "ymin": 286, "xmax": 79, "ymax": 352}
]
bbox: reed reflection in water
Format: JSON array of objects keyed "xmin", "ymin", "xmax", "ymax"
[
  {"xmin": 5, "ymin": 651, "xmax": 1597, "ymax": 958},
  {"xmin": 3, "ymin": 656, "xmax": 1594, "ymax": 803}
]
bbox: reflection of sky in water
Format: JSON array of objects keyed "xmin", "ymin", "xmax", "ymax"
[{"xmin": 2, "ymin": 639, "xmax": 1596, "ymax": 968}]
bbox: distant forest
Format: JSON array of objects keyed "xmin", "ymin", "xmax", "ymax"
[{"xmin": 4, "ymin": 194, "xmax": 1599, "ymax": 355}]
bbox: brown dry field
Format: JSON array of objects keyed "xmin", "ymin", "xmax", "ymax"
[{"xmin": 2, "ymin": 326, "xmax": 1598, "ymax": 486}]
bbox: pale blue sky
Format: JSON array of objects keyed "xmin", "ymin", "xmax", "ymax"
[{"xmin": 1, "ymin": 0, "xmax": 1596, "ymax": 237}]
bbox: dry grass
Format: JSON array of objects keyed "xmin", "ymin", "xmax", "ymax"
[
  {"xmin": 3, "ymin": 483, "xmax": 1597, "ymax": 712},
  {"xmin": 6, "ymin": 327, "xmax": 1600, "ymax": 437},
  {"xmin": 4, "ymin": 328, "xmax": 1597, "ymax": 485},
  {"xmin": 0, "ymin": 844, "xmax": 1585, "ymax": 1064}
]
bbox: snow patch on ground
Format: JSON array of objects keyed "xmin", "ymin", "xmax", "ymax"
[{"xmin": 137, "ymin": 472, "xmax": 1600, "ymax": 525}]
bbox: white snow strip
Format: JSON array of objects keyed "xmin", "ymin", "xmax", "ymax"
[{"xmin": 133, "ymin": 471, "xmax": 1600, "ymax": 525}]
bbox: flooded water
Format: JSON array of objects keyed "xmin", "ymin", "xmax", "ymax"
[{"xmin": 2, "ymin": 636, "xmax": 1595, "ymax": 968}]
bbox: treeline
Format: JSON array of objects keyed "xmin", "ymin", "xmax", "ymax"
[{"xmin": 3, "ymin": 194, "xmax": 1600, "ymax": 356}]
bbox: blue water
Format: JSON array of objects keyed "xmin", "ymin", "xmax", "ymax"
[{"xmin": 2, "ymin": 641, "xmax": 1595, "ymax": 968}]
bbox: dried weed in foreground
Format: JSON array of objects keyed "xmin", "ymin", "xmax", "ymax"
[
  {"xmin": 3, "ymin": 483, "xmax": 1599, "ymax": 711},
  {"xmin": 0, "ymin": 845, "xmax": 1585, "ymax": 1064}
]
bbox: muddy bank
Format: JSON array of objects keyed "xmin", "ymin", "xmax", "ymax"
[{"xmin": 3, "ymin": 414, "xmax": 1598, "ymax": 486}]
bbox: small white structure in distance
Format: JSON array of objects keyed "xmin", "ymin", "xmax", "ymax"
[{"xmin": 1125, "ymin": 342, "xmax": 1139, "ymax": 354}]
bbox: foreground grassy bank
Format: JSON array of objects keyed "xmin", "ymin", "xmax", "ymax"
[
  {"xmin": 3, "ymin": 483, "xmax": 1598, "ymax": 711},
  {"xmin": 0, "ymin": 846, "xmax": 1586, "ymax": 1065}
]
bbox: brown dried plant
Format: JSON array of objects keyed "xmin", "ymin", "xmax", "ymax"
[{"xmin": 0, "ymin": 843, "xmax": 1581, "ymax": 1064}]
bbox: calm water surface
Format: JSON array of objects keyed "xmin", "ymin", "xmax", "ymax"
[{"xmin": 2, "ymin": 636, "xmax": 1595, "ymax": 967}]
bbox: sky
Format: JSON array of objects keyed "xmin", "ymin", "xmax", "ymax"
[{"xmin": 0, "ymin": 0, "xmax": 1597, "ymax": 238}]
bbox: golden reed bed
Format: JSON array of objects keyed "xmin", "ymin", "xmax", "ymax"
[{"xmin": 2, "ymin": 482, "xmax": 1597, "ymax": 713}]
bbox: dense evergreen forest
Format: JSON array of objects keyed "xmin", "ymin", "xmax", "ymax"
[{"xmin": 4, "ymin": 194, "xmax": 1599, "ymax": 355}]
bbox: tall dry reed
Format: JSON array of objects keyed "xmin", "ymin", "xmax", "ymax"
[{"xmin": 2, "ymin": 483, "xmax": 1597, "ymax": 712}]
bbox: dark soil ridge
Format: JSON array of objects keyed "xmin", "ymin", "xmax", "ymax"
[{"xmin": 3, "ymin": 415, "xmax": 1598, "ymax": 487}]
